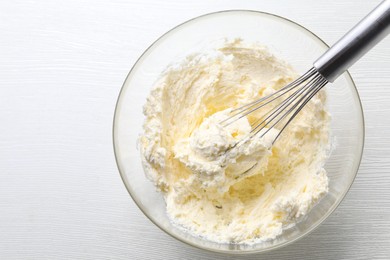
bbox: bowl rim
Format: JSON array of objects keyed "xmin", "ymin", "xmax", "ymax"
[{"xmin": 113, "ymin": 9, "xmax": 365, "ymax": 254}]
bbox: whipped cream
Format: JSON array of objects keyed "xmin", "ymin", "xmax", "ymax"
[
  {"xmin": 139, "ymin": 40, "xmax": 330, "ymax": 244},
  {"xmin": 174, "ymin": 109, "xmax": 278, "ymax": 190}
]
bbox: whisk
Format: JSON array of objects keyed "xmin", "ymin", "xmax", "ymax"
[{"xmin": 221, "ymin": 0, "xmax": 390, "ymax": 145}]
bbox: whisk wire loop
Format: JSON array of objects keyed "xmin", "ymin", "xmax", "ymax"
[{"xmin": 221, "ymin": 68, "xmax": 328, "ymax": 145}]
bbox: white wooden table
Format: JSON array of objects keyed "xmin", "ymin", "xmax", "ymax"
[{"xmin": 1, "ymin": 0, "xmax": 389, "ymax": 259}]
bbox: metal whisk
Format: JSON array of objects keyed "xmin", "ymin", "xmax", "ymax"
[{"xmin": 222, "ymin": 0, "xmax": 390, "ymax": 145}]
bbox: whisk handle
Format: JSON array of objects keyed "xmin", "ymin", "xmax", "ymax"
[{"xmin": 314, "ymin": 0, "xmax": 390, "ymax": 82}]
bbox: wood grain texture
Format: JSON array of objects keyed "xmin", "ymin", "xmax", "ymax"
[{"xmin": 0, "ymin": 0, "xmax": 389, "ymax": 259}]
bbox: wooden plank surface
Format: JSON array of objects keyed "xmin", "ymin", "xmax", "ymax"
[{"xmin": 0, "ymin": 0, "xmax": 389, "ymax": 259}]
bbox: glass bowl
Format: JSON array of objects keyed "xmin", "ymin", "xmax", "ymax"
[{"xmin": 113, "ymin": 10, "xmax": 364, "ymax": 254}]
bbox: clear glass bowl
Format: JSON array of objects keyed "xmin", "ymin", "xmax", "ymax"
[{"xmin": 113, "ymin": 11, "xmax": 364, "ymax": 254}]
